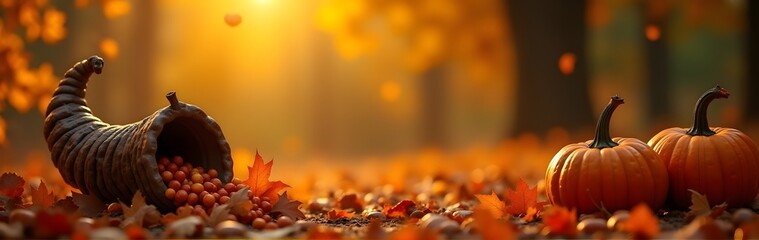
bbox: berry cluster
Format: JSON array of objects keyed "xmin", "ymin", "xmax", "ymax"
[{"xmin": 157, "ymin": 155, "xmax": 293, "ymax": 229}]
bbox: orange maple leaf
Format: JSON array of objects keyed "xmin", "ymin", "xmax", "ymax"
[
  {"xmin": 242, "ymin": 151, "xmax": 290, "ymax": 203},
  {"xmin": 327, "ymin": 209, "xmax": 355, "ymax": 220},
  {"xmin": 505, "ymin": 178, "xmax": 545, "ymax": 215},
  {"xmin": 622, "ymin": 204, "xmax": 660, "ymax": 239},
  {"xmin": 474, "ymin": 192, "xmax": 507, "ymax": 218},
  {"xmin": 384, "ymin": 200, "xmax": 416, "ymax": 218},
  {"xmin": 542, "ymin": 206, "xmax": 577, "ymax": 237}
]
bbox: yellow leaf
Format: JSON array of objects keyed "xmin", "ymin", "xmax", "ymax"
[{"xmin": 474, "ymin": 192, "xmax": 507, "ymax": 218}]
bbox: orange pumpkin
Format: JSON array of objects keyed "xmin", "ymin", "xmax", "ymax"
[
  {"xmin": 545, "ymin": 96, "xmax": 669, "ymax": 214},
  {"xmin": 648, "ymin": 85, "xmax": 759, "ymax": 209}
]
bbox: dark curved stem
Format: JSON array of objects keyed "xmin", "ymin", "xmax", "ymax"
[
  {"xmin": 687, "ymin": 85, "xmax": 730, "ymax": 136},
  {"xmin": 588, "ymin": 96, "xmax": 625, "ymax": 149},
  {"xmin": 166, "ymin": 91, "xmax": 180, "ymax": 110}
]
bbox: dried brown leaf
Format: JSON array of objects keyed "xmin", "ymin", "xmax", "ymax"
[{"xmin": 71, "ymin": 192, "xmax": 105, "ymax": 217}]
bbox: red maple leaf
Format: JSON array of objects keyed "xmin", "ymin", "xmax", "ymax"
[
  {"xmin": 504, "ymin": 178, "xmax": 546, "ymax": 215},
  {"xmin": 31, "ymin": 180, "xmax": 55, "ymax": 209},
  {"xmin": 242, "ymin": 151, "xmax": 290, "ymax": 203},
  {"xmin": 0, "ymin": 173, "xmax": 25, "ymax": 198}
]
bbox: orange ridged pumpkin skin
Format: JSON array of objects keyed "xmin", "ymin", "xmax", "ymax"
[
  {"xmin": 648, "ymin": 86, "xmax": 759, "ymax": 209},
  {"xmin": 545, "ymin": 96, "xmax": 669, "ymax": 214}
]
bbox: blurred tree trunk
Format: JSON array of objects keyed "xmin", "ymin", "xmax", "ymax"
[
  {"xmin": 643, "ymin": 1, "xmax": 672, "ymax": 128},
  {"xmin": 747, "ymin": 0, "xmax": 759, "ymax": 122},
  {"xmin": 506, "ymin": 0, "xmax": 594, "ymax": 137},
  {"xmin": 420, "ymin": 65, "xmax": 446, "ymax": 148}
]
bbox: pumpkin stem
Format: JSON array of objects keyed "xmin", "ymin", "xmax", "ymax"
[
  {"xmin": 687, "ymin": 85, "xmax": 729, "ymax": 136},
  {"xmin": 166, "ymin": 91, "xmax": 180, "ymax": 110},
  {"xmin": 589, "ymin": 96, "xmax": 624, "ymax": 149}
]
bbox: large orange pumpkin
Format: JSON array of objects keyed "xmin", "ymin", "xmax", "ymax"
[
  {"xmin": 648, "ymin": 85, "xmax": 759, "ymax": 209},
  {"xmin": 545, "ymin": 96, "xmax": 669, "ymax": 214}
]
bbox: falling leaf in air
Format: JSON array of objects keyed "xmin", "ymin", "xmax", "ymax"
[
  {"xmin": 0, "ymin": 173, "xmax": 25, "ymax": 198},
  {"xmin": 327, "ymin": 209, "xmax": 355, "ymax": 220},
  {"xmin": 31, "ymin": 180, "xmax": 55, "ymax": 209},
  {"xmin": 270, "ymin": 191, "xmax": 306, "ymax": 220},
  {"xmin": 71, "ymin": 192, "xmax": 106, "ymax": 217},
  {"xmin": 473, "ymin": 208, "xmax": 515, "ymax": 240},
  {"xmin": 99, "ymin": 38, "xmax": 119, "ymax": 59},
  {"xmin": 225, "ymin": 13, "xmax": 242, "ymax": 27},
  {"xmin": 686, "ymin": 189, "xmax": 727, "ymax": 220},
  {"xmin": 504, "ymin": 178, "xmax": 545, "ymax": 216},
  {"xmin": 243, "ymin": 151, "xmax": 290, "ymax": 203},
  {"xmin": 337, "ymin": 193, "xmax": 364, "ymax": 211},
  {"xmin": 541, "ymin": 206, "xmax": 578, "ymax": 237},
  {"xmin": 474, "ymin": 192, "xmax": 507, "ymax": 218},
  {"xmin": 384, "ymin": 200, "xmax": 415, "ymax": 218},
  {"xmin": 227, "ymin": 186, "xmax": 253, "ymax": 216},
  {"xmin": 621, "ymin": 204, "xmax": 660, "ymax": 239}
]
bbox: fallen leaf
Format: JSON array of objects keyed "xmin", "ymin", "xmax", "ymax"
[
  {"xmin": 225, "ymin": 13, "xmax": 242, "ymax": 27},
  {"xmin": 0, "ymin": 173, "xmax": 25, "ymax": 198},
  {"xmin": 521, "ymin": 206, "xmax": 538, "ymax": 223},
  {"xmin": 35, "ymin": 208, "xmax": 73, "ymax": 238},
  {"xmin": 541, "ymin": 206, "xmax": 577, "ymax": 237},
  {"xmin": 327, "ymin": 209, "xmax": 355, "ymax": 220},
  {"xmin": 384, "ymin": 200, "xmax": 415, "ymax": 218},
  {"xmin": 473, "ymin": 208, "xmax": 515, "ymax": 240},
  {"xmin": 305, "ymin": 225, "xmax": 341, "ymax": 240},
  {"xmin": 621, "ymin": 204, "xmax": 660, "ymax": 239},
  {"xmin": 53, "ymin": 196, "xmax": 79, "ymax": 213},
  {"xmin": 227, "ymin": 186, "xmax": 253, "ymax": 216},
  {"xmin": 337, "ymin": 193, "xmax": 364, "ymax": 211},
  {"xmin": 474, "ymin": 192, "xmax": 507, "ymax": 218},
  {"xmin": 243, "ymin": 151, "xmax": 290, "ymax": 203},
  {"xmin": 164, "ymin": 216, "xmax": 203, "ymax": 238},
  {"xmin": 270, "ymin": 191, "xmax": 305, "ymax": 220},
  {"xmin": 71, "ymin": 192, "xmax": 106, "ymax": 217},
  {"xmin": 205, "ymin": 204, "xmax": 231, "ymax": 227},
  {"xmin": 120, "ymin": 191, "xmax": 146, "ymax": 219},
  {"xmin": 505, "ymin": 178, "xmax": 541, "ymax": 215},
  {"xmin": 31, "ymin": 180, "xmax": 55, "ymax": 209},
  {"xmin": 687, "ymin": 189, "xmax": 727, "ymax": 220}
]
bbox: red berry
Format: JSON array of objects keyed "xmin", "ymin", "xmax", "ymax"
[
  {"xmin": 277, "ymin": 216, "xmax": 293, "ymax": 227},
  {"xmin": 224, "ymin": 183, "xmax": 236, "ymax": 193},
  {"xmin": 165, "ymin": 188, "xmax": 176, "ymax": 199},
  {"xmin": 175, "ymin": 190, "xmax": 188, "ymax": 203},
  {"xmin": 252, "ymin": 218, "xmax": 266, "ymax": 230},
  {"xmin": 236, "ymin": 184, "xmax": 246, "ymax": 191},
  {"xmin": 192, "ymin": 206, "xmax": 205, "ymax": 215},
  {"xmin": 252, "ymin": 204, "xmax": 259, "ymax": 210},
  {"xmin": 261, "ymin": 201, "xmax": 272, "ymax": 212},
  {"xmin": 172, "ymin": 156, "xmax": 184, "ymax": 166},
  {"xmin": 159, "ymin": 157, "xmax": 170, "ymax": 166},
  {"xmin": 161, "ymin": 171, "xmax": 173, "ymax": 182},
  {"xmin": 218, "ymin": 189, "xmax": 228, "ymax": 197},
  {"xmin": 251, "ymin": 197, "xmax": 261, "ymax": 204},
  {"xmin": 202, "ymin": 173, "xmax": 211, "ymax": 182},
  {"xmin": 179, "ymin": 166, "xmax": 190, "ymax": 174},
  {"xmin": 191, "ymin": 173, "xmax": 203, "ymax": 183},
  {"xmin": 168, "ymin": 163, "xmax": 178, "ymax": 172},
  {"xmin": 250, "ymin": 210, "xmax": 259, "ymax": 219},
  {"xmin": 181, "ymin": 184, "xmax": 192, "ymax": 192},
  {"xmin": 188, "ymin": 193, "xmax": 199, "ymax": 205},
  {"xmin": 196, "ymin": 167, "xmax": 205, "ymax": 173},
  {"xmin": 262, "ymin": 214, "xmax": 272, "ymax": 223},
  {"xmin": 191, "ymin": 183, "xmax": 204, "ymax": 194},
  {"xmin": 239, "ymin": 212, "xmax": 254, "ymax": 224},
  {"xmin": 203, "ymin": 194, "xmax": 216, "ymax": 208},
  {"xmin": 208, "ymin": 169, "xmax": 218, "ymax": 178},
  {"xmin": 174, "ymin": 171, "xmax": 187, "ymax": 182},
  {"xmin": 211, "ymin": 178, "xmax": 222, "ymax": 188},
  {"xmin": 169, "ymin": 180, "xmax": 181, "ymax": 190},
  {"xmin": 265, "ymin": 222, "xmax": 278, "ymax": 229},
  {"xmin": 200, "ymin": 191, "xmax": 209, "ymax": 199},
  {"xmin": 261, "ymin": 197, "xmax": 271, "ymax": 202},
  {"xmin": 219, "ymin": 196, "xmax": 230, "ymax": 204},
  {"xmin": 232, "ymin": 177, "xmax": 242, "ymax": 185},
  {"xmin": 212, "ymin": 193, "xmax": 220, "ymax": 200},
  {"xmin": 158, "ymin": 165, "xmax": 165, "ymax": 172},
  {"xmin": 204, "ymin": 182, "xmax": 216, "ymax": 192}
]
